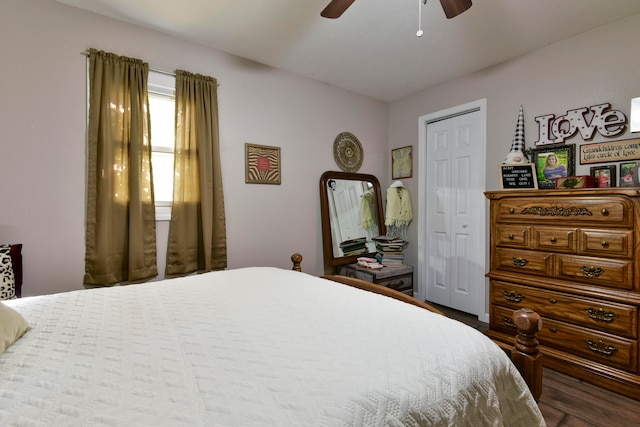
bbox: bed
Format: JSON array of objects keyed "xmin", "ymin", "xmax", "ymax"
[{"xmin": 1, "ymin": 256, "xmax": 544, "ymax": 426}]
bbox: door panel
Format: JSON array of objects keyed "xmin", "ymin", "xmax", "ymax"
[{"xmin": 425, "ymin": 110, "xmax": 483, "ymax": 314}]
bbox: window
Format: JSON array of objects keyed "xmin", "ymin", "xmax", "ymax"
[{"xmin": 148, "ymin": 71, "xmax": 176, "ymax": 220}]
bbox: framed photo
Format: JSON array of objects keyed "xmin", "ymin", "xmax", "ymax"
[
  {"xmin": 530, "ymin": 144, "xmax": 575, "ymax": 189},
  {"xmin": 391, "ymin": 145, "xmax": 413, "ymax": 179},
  {"xmin": 245, "ymin": 143, "xmax": 281, "ymax": 184},
  {"xmin": 619, "ymin": 161, "xmax": 640, "ymax": 187},
  {"xmin": 590, "ymin": 165, "xmax": 616, "ymax": 188},
  {"xmin": 499, "ymin": 163, "xmax": 538, "ymax": 190}
]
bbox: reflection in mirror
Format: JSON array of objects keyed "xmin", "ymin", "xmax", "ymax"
[{"xmin": 320, "ymin": 171, "xmax": 386, "ymax": 267}]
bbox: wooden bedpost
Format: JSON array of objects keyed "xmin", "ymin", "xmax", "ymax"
[
  {"xmin": 511, "ymin": 308, "xmax": 543, "ymax": 402},
  {"xmin": 291, "ymin": 253, "xmax": 303, "ymax": 272}
]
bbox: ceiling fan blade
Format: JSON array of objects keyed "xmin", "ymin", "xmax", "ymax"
[
  {"xmin": 440, "ymin": 0, "xmax": 472, "ymax": 19},
  {"xmin": 321, "ymin": 0, "xmax": 356, "ymax": 19}
]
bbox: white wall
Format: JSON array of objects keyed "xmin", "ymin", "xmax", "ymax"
[
  {"xmin": 0, "ymin": 0, "xmax": 388, "ymax": 296},
  {"xmin": 389, "ymin": 13, "xmax": 640, "ymax": 309}
]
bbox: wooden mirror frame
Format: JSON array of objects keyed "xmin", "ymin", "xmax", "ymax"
[{"xmin": 319, "ymin": 171, "xmax": 386, "ymax": 267}]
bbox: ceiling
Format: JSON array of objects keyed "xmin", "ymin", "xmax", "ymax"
[{"xmin": 56, "ymin": 0, "xmax": 640, "ymax": 102}]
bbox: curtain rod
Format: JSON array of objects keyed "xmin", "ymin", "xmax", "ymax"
[
  {"xmin": 81, "ymin": 51, "xmax": 220, "ymax": 86},
  {"xmin": 81, "ymin": 50, "xmax": 175, "ymax": 77}
]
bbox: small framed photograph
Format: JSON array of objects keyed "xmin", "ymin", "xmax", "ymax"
[
  {"xmin": 499, "ymin": 163, "xmax": 538, "ymax": 190},
  {"xmin": 590, "ymin": 165, "xmax": 616, "ymax": 188},
  {"xmin": 620, "ymin": 161, "xmax": 640, "ymax": 187},
  {"xmin": 245, "ymin": 143, "xmax": 281, "ymax": 184},
  {"xmin": 391, "ymin": 145, "xmax": 413, "ymax": 179},
  {"xmin": 530, "ymin": 144, "xmax": 575, "ymax": 189}
]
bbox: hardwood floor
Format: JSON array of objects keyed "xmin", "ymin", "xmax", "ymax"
[{"xmin": 428, "ymin": 302, "xmax": 640, "ymax": 427}]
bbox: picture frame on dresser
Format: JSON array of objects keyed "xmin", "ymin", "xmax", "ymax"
[
  {"xmin": 531, "ymin": 144, "xmax": 575, "ymax": 189},
  {"xmin": 590, "ymin": 165, "xmax": 616, "ymax": 188},
  {"xmin": 619, "ymin": 161, "xmax": 640, "ymax": 187}
]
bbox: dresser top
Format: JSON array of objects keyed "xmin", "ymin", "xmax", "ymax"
[{"xmin": 485, "ymin": 187, "xmax": 640, "ymax": 200}]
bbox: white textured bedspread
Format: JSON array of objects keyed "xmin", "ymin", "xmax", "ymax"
[{"xmin": 1, "ymin": 267, "xmax": 544, "ymax": 426}]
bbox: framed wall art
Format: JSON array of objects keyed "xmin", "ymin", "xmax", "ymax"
[
  {"xmin": 245, "ymin": 143, "xmax": 281, "ymax": 185},
  {"xmin": 391, "ymin": 145, "xmax": 412, "ymax": 179},
  {"xmin": 590, "ymin": 165, "xmax": 616, "ymax": 188},
  {"xmin": 530, "ymin": 144, "xmax": 575, "ymax": 189}
]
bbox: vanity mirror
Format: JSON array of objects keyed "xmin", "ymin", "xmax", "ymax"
[{"xmin": 320, "ymin": 171, "xmax": 386, "ymax": 267}]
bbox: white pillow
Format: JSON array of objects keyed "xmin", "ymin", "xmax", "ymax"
[{"xmin": 0, "ymin": 302, "xmax": 30, "ymax": 353}]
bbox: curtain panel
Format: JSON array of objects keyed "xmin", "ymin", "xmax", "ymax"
[
  {"xmin": 166, "ymin": 70, "xmax": 227, "ymax": 275},
  {"xmin": 84, "ymin": 49, "xmax": 158, "ymax": 286}
]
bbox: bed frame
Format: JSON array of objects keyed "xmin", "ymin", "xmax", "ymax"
[{"xmin": 290, "ymin": 253, "xmax": 543, "ymax": 401}]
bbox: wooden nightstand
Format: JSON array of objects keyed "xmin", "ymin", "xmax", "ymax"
[{"xmin": 336, "ymin": 263, "xmax": 413, "ymax": 295}]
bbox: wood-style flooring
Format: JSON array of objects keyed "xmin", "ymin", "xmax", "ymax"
[{"xmin": 428, "ymin": 302, "xmax": 640, "ymax": 427}]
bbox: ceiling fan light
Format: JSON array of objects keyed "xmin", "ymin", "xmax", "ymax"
[{"xmin": 440, "ymin": 0, "xmax": 472, "ymax": 19}]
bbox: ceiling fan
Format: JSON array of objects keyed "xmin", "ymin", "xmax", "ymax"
[{"xmin": 321, "ymin": 0, "xmax": 472, "ymax": 19}]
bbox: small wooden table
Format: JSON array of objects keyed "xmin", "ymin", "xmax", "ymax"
[{"xmin": 336, "ymin": 263, "xmax": 413, "ymax": 296}]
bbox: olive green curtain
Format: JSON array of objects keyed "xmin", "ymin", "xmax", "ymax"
[
  {"xmin": 84, "ymin": 49, "xmax": 157, "ymax": 286},
  {"xmin": 166, "ymin": 70, "xmax": 227, "ymax": 275}
]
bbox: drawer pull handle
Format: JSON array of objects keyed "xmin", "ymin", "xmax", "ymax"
[
  {"xmin": 581, "ymin": 265, "xmax": 604, "ymax": 277},
  {"xmin": 502, "ymin": 290, "xmax": 525, "ymax": 303},
  {"xmin": 511, "ymin": 257, "xmax": 528, "ymax": 267},
  {"xmin": 586, "ymin": 339, "xmax": 618, "ymax": 356},
  {"xmin": 550, "ymin": 237, "xmax": 557, "ymax": 243},
  {"xmin": 600, "ymin": 240, "xmax": 609, "ymax": 247},
  {"xmin": 508, "ymin": 234, "xmax": 514, "ymax": 240},
  {"xmin": 502, "ymin": 316, "xmax": 516, "ymax": 328},
  {"xmin": 549, "ymin": 328, "xmax": 557, "ymax": 333},
  {"xmin": 585, "ymin": 308, "xmax": 619, "ymax": 323},
  {"xmin": 549, "ymin": 299, "xmax": 557, "ymax": 304},
  {"xmin": 389, "ymin": 280, "xmax": 405, "ymax": 289},
  {"xmin": 601, "ymin": 208, "xmax": 609, "ymax": 216},
  {"xmin": 509, "ymin": 208, "xmax": 515, "ymax": 214}
]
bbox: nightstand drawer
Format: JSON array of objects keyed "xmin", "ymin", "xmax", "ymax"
[
  {"xmin": 579, "ymin": 229, "xmax": 634, "ymax": 259},
  {"xmin": 376, "ymin": 273, "xmax": 413, "ymax": 293},
  {"xmin": 491, "ymin": 280, "xmax": 637, "ymax": 338},
  {"xmin": 341, "ymin": 264, "xmax": 414, "ymax": 295},
  {"xmin": 555, "ymin": 254, "xmax": 633, "ymax": 290},
  {"xmin": 494, "ymin": 248, "xmax": 553, "ymax": 277}
]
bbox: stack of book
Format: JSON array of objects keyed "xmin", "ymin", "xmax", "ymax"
[
  {"xmin": 339, "ymin": 237, "xmax": 368, "ymax": 256},
  {"xmin": 373, "ymin": 235, "xmax": 407, "ymax": 265},
  {"xmin": 356, "ymin": 257, "xmax": 384, "ymax": 269}
]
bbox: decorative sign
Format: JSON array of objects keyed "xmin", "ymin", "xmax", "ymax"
[
  {"xmin": 535, "ymin": 103, "xmax": 627, "ymax": 145},
  {"xmin": 579, "ymin": 137, "xmax": 640, "ymax": 164},
  {"xmin": 499, "ymin": 163, "xmax": 538, "ymax": 190}
]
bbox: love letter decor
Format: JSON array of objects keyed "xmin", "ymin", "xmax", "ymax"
[{"xmin": 535, "ymin": 103, "xmax": 627, "ymax": 146}]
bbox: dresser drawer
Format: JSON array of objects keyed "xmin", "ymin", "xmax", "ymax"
[
  {"xmin": 491, "ymin": 305, "xmax": 638, "ymax": 373},
  {"xmin": 541, "ymin": 318, "xmax": 638, "ymax": 373},
  {"xmin": 555, "ymin": 254, "xmax": 634, "ymax": 290},
  {"xmin": 491, "ymin": 280, "xmax": 638, "ymax": 338},
  {"xmin": 578, "ymin": 229, "xmax": 634, "ymax": 259},
  {"xmin": 494, "ymin": 196, "xmax": 633, "ymax": 227},
  {"xmin": 495, "ymin": 225, "xmax": 530, "ymax": 248},
  {"xmin": 532, "ymin": 226, "xmax": 577, "ymax": 253},
  {"xmin": 493, "ymin": 248, "xmax": 553, "ymax": 277}
]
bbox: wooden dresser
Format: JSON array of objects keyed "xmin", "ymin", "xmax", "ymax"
[
  {"xmin": 485, "ymin": 188, "xmax": 640, "ymax": 400},
  {"xmin": 336, "ymin": 264, "xmax": 413, "ymax": 296}
]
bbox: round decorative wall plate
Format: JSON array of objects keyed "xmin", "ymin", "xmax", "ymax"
[{"xmin": 332, "ymin": 132, "xmax": 363, "ymax": 172}]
